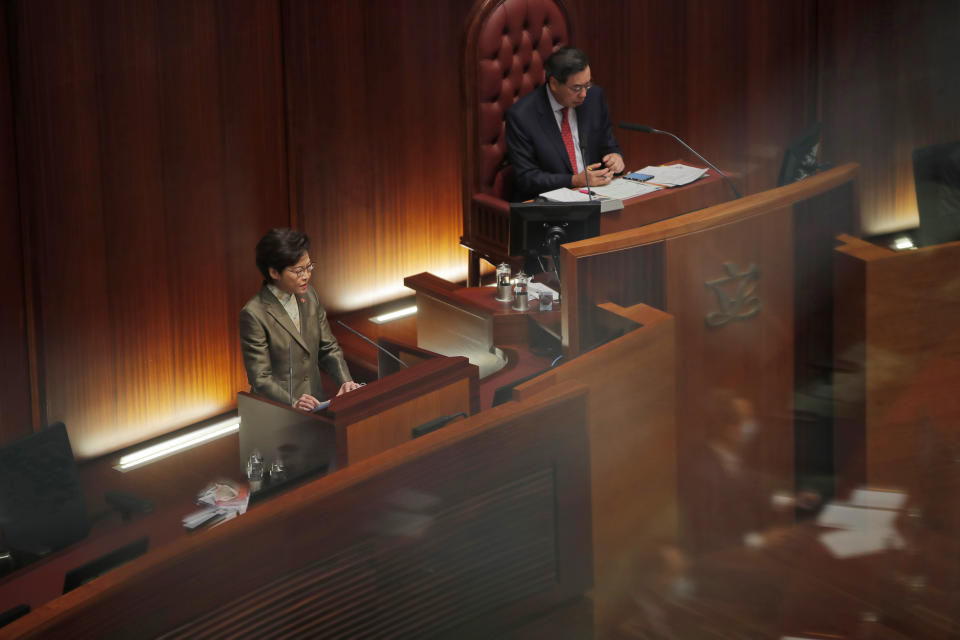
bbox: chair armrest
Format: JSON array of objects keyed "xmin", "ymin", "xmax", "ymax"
[{"xmin": 472, "ymin": 193, "xmax": 511, "ymax": 215}]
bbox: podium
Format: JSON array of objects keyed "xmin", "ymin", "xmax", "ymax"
[
  {"xmin": 834, "ymin": 233, "xmax": 960, "ymax": 493},
  {"xmin": 462, "ymin": 163, "xmax": 737, "ymax": 284},
  {"xmin": 239, "ymin": 343, "xmax": 479, "ymax": 472},
  {"xmin": 557, "ymin": 164, "xmax": 860, "ymax": 556}
]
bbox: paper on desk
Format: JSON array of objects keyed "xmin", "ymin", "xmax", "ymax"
[
  {"xmin": 638, "ymin": 164, "xmax": 708, "ymax": 187},
  {"xmin": 589, "ymin": 178, "xmax": 661, "ymax": 200},
  {"xmin": 848, "ymin": 487, "xmax": 908, "ymax": 511},
  {"xmin": 310, "ymin": 399, "xmax": 332, "ymax": 413},
  {"xmin": 527, "ymin": 282, "xmax": 560, "ymax": 302},
  {"xmin": 196, "ymin": 480, "xmax": 249, "ymax": 515},
  {"xmin": 818, "ymin": 527, "xmax": 905, "ymax": 559},
  {"xmin": 817, "ymin": 503, "xmax": 899, "ymax": 531},
  {"xmin": 539, "ymin": 187, "xmax": 591, "ymax": 202}
]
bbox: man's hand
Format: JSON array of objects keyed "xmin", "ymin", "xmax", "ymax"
[
  {"xmin": 293, "ymin": 393, "xmax": 322, "ymax": 411},
  {"xmin": 571, "ymin": 163, "xmax": 613, "ymax": 189},
  {"xmin": 337, "ymin": 381, "xmax": 364, "ymax": 396},
  {"xmin": 602, "ymin": 153, "xmax": 625, "ymax": 174}
]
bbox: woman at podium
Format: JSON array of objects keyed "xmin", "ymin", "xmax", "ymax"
[{"xmin": 239, "ymin": 228, "xmax": 361, "ymax": 410}]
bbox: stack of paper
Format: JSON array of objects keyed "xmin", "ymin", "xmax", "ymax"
[
  {"xmin": 815, "ymin": 487, "xmax": 907, "ymax": 558},
  {"xmin": 637, "ymin": 163, "xmax": 708, "ymax": 187},
  {"xmin": 538, "ymin": 187, "xmax": 623, "ymax": 213},
  {"xmin": 528, "ymin": 282, "xmax": 560, "ymax": 302},
  {"xmin": 182, "ymin": 480, "xmax": 250, "ymax": 531},
  {"xmin": 589, "ymin": 178, "xmax": 661, "ymax": 200}
]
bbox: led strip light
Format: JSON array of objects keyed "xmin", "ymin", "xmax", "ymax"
[{"xmin": 116, "ymin": 416, "xmax": 240, "ymax": 471}]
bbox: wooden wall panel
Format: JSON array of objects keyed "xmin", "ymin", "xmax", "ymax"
[
  {"xmin": 215, "ymin": 0, "xmax": 290, "ymax": 390},
  {"xmin": 0, "ymin": 3, "xmax": 33, "ymax": 442},
  {"xmin": 7, "ymin": 0, "xmax": 944, "ymax": 464},
  {"xmin": 819, "ymin": 0, "xmax": 960, "ymax": 234},
  {"xmin": 571, "ymin": 0, "xmax": 687, "ymax": 171},
  {"xmin": 666, "ymin": 208, "xmax": 796, "ymax": 505},
  {"xmin": 11, "ymin": 0, "xmax": 288, "ymax": 458},
  {"xmin": 15, "ymin": 0, "xmax": 119, "ymax": 457},
  {"xmin": 282, "ymin": 0, "xmax": 473, "ymax": 313},
  {"xmin": 571, "ymin": 0, "xmax": 817, "ymax": 196}
]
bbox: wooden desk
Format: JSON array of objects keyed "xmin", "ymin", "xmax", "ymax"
[
  {"xmin": 462, "ymin": 162, "xmax": 737, "ymax": 284},
  {"xmin": 0, "ymin": 345, "xmax": 478, "ymax": 622},
  {"xmin": 4, "ymin": 382, "xmax": 594, "ymax": 639},
  {"xmin": 0, "ymin": 431, "xmax": 243, "ymax": 615},
  {"xmin": 238, "ymin": 352, "xmax": 478, "ymax": 470},
  {"xmin": 557, "ymin": 163, "xmax": 861, "ymax": 561},
  {"xmin": 597, "ymin": 167, "xmax": 734, "ymax": 235},
  {"xmin": 512, "ymin": 303, "xmax": 678, "ymax": 631},
  {"xmin": 403, "ymin": 273, "xmax": 560, "ymax": 394},
  {"xmin": 372, "ymin": 277, "xmax": 682, "ymax": 633},
  {"xmin": 680, "ymin": 519, "xmax": 959, "ymax": 639}
]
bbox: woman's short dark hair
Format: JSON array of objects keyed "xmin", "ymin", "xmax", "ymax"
[
  {"xmin": 544, "ymin": 47, "xmax": 589, "ymax": 84},
  {"xmin": 255, "ymin": 228, "xmax": 310, "ymax": 282}
]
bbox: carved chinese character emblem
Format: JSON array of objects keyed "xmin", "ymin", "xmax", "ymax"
[{"xmin": 704, "ymin": 262, "xmax": 761, "ymax": 327}]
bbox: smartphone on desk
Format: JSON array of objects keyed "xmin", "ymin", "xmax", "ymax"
[{"xmin": 624, "ymin": 172, "xmax": 654, "ymax": 182}]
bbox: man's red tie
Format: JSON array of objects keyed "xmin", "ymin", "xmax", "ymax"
[{"xmin": 560, "ymin": 107, "xmax": 579, "ymax": 174}]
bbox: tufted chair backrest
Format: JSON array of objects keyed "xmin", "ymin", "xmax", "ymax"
[{"xmin": 463, "ymin": 0, "xmax": 571, "ymax": 203}]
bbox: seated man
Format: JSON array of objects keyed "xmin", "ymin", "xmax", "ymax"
[{"xmin": 505, "ymin": 47, "xmax": 625, "ymax": 202}]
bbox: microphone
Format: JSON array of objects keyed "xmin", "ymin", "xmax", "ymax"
[
  {"xmin": 617, "ymin": 122, "xmax": 742, "ymax": 199},
  {"xmin": 335, "ymin": 320, "xmax": 410, "ymax": 370},
  {"xmin": 579, "ymin": 128, "xmax": 593, "ymax": 201}
]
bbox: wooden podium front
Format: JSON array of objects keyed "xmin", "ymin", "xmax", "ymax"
[
  {"xmin": 239, "ymin": 347, "xmax": 479, "ymax": 472},
  {"xmin": 558, "ymin": 163, "xmax": 861, "ymax": 556},
  {"xmin": 834, "ymin": 233, "xmax": 960, "ymax": 494},
  {"xmin": 463, "ymin": 163, "xmax": 737, "ymax": 284}
]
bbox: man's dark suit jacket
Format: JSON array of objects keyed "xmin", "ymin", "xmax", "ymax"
[
  {"xmin": 239, "ymin": 284, "xmax": 352, "ymax": 405},
  {"xmin": 505, "ymin": 84, "xmax": 622, "ymax": 202}
]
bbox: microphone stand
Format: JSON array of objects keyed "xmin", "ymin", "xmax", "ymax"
[{"xmin": 618, "ymin": 122, "xmax": 742, "ymax": 199}]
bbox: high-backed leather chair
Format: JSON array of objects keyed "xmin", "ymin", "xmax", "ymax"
[{"xmin": 461, "ymin": 0, "xmax": 571, "ymax": 285}]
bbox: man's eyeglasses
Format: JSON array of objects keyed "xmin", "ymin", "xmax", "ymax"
[
  {"xmin": 286, "ymin": 263, "xmax": 316, "ymax": 278},
  {"xmin": 565, "ymin": 81, "xmax": 593, "ymax": 94}
]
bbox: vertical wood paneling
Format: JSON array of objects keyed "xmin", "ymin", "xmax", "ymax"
[
  {"xmin": 666, "ymin": 208, "xmax": 796, "ymax": 530},
  {"xmin": 12, "ymin": 0, "xmax": 287, "ymax": 458},
  {"xmin": 155, "ymin": 0, "xmax": 232, "ymax": 428},
  {"xmin": 0, "ymin": 3, "xmax": 33, "ymax": 441},
  {"xmin": 685, "ymin": 0, "xmax": 750, "ymax": 177},
  {"xmin": 16, "ymin": 0, "xmax": 119, "ymax": 456},
  {"xmin": 91, "ymin": 0, "xmax": 176, "ymax": 456},
  {"xmin": 744, "ymin": 0, "xmax": 818, "ymax": 193},
  {"xmin": 282, "ymin": 0, "xmax": 472, "ymax": 313},
  {"xmin": 8, "ymin": 0, "xmax": 948, "ymax": 462},
  {"xmin": 819, "ymin": 0, "xmax": 960, "ymax": 234},
  {"xmin": 576, "ymin": 0, "xmax": 689, "ymax": 175},
  {"xmin": 569, "ymin": 0, "xmax": 815, "ymax": 194},
  {"xmin": 215, "ymin": 0, "xmax": 290, "ymax": 390}
]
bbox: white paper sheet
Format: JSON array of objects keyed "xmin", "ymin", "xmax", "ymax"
[
  {"xmin": 818, "ymin": 527, "xmax": 905, "ymax": 559},
  {"xmin": 848, "ymin": 487, "xmax": 908, "ymax": 511},
  {"xmin": 538, "ymin": 187, "xmax": 591, "ymax": 202},
  {"xmin": 816, "ymin": 503, "xmax": 898, "ymax": 531},
  {"xmin": 528, "ymin": 281, "xmax": 560, "ymax": 302},
  {"xmin": 637, "ymin": 163, "xmax": 708, "ymax": 186},
  {"xmin": 589, "ymin": 178, "xmax": 662, "ymax": 200}
]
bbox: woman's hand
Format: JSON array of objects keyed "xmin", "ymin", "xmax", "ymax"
[
  {"xmin": 337, "ymin": 381, "xmax": 365, "ymax": 396},
  {"xmin": 293, "ymin": 393, "xmax": 322, "ymax": 411}
]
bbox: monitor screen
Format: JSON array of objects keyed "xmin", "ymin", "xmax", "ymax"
[
  {"xmin": 509, "ymin": 201, "xmax": 602, "ymax": 258},
  {"xmin": 0, "ymin": 422, "xmax": 90, "ymax": 558},
  {"xmin": 777, "ymin": 122, "xmax": 822, "ymax": 186}
]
